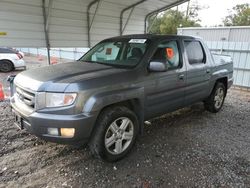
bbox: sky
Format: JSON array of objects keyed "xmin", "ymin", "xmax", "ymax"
[{"xmin": 179, "ymin": 0, "xmax": 250, "ymax": 26}]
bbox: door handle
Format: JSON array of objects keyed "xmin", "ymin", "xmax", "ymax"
[
  {"xmin": 206, "ymin": 69, "xmax": 211, "ymax": 73},
  {"xmin": 178, "ymin": 74, "xmax": 184, "ymax": 80}
]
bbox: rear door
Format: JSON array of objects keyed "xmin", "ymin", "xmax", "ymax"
[
  {"xmin": 144, "ymin": 39, "xmax": 186, "ymax": 119},
  {"xmin": 183, "ymin": 40, "xmax": 211, "ymax": 105}
]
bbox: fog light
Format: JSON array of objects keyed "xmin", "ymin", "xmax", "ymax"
[
  {"xmin": 47, "ymin": 128, "xmax": 59, "ymax": 136},
  {"xmin": 60, "ymin": 128, "xmax": 75, "ymax": 138}
]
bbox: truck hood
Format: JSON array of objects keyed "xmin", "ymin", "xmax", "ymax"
[{"xmin": 14, "ymin": 61, "xmax": 129, "ymax": 92}]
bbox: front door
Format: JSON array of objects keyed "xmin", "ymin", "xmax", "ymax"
[{"xmin": 144, "ymin": 40, "xmax": 186, "ymax": 120}]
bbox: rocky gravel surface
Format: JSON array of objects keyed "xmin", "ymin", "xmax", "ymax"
[{"xmin": 0, "ymin": 88, "xmax": 249, "ymax": 188}]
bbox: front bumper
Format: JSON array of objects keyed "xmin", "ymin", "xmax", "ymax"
[
  {"xmin": 11, "ymin": 102, "xmax": 98, "ymax": 145},
  {"xmin": 13, "ymin": 59, "xmax": 26, "ymax": 69}
]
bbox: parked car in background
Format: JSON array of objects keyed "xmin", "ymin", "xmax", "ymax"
[
  {"xmin": 10, "ymin": 34, "xmax": 233, "ymax": 161},
  {"xmin": 0, "ymin": 48, "xmax": 26, "ymax": 72}
]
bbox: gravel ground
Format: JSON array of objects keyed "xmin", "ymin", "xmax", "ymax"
[
  {"xmin": 0, "ymin": 89, "xmax": 250, "ymax": 187},
  {"xmin": 0, "ymin": 56, "xmax": 250, "ymax": 187}
]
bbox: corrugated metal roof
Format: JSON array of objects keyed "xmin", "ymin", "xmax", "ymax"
[{"xmin": 0, "ymin": 0, "xmax": 188, "ymax": 47}]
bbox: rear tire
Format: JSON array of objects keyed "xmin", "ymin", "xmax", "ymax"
[
  {"xmin": 89, "ymin": 106, "xmax": 139, "ymax": 162},
  {"xmin": 0, "ymin": 60, "xmax": 14, "ymax": 72},
  {"xmin": 204, "ymin": 82, "xmax": 226, "ymax": 113}
]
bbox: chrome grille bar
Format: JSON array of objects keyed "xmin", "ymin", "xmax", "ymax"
[{"xmin": 15, "ymin": 86, "xmax": 35, "ymax": 108}]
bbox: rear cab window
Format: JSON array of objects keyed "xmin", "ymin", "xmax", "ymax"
[
  {"xmin": 184, "ymin": 40, "xmax": 206, "ymax": 65},
  {"xmin": 0, "ymin": 48, "xmax": 16, "ymax": 54}
]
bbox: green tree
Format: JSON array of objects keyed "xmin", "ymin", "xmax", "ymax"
[
  {"xmin": 223, "ymin": 4, "xmax": 250, "ymax": 26},
  {"xmin": 148, "ymin": 1, "xmax": 202, "ymax": 34},
  {"xmin": 159, "ymin": 9, "xmax": 200, "ymax": 34}
]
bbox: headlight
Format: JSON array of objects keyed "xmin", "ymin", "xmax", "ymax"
[{"xmin": 45, "ymin": 93, "xmax": 77, "ymax": 107}]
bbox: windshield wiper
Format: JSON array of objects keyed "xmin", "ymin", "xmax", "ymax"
[
  {"xmin": 80, "ymin": 60, "xmax": 96, "ymax": 63},
  {"xmin": 79, "ymin": 59, "xmax": 133, "ymax": 68}
]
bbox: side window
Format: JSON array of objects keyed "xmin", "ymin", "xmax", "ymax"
[
  {"xmin": 184, "ymin": 41, "xmax": 206, "ymax": 64},
  {"xmin": 151, "ymin": 40, "xmax": 180, "ymax": 70},
  {"xmin": 0, "ymin": 48, "xmax": 15, "ymax": 54}
]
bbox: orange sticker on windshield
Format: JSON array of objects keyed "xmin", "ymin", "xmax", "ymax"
[
  {"xmin": 166, "ymin": 48, "xmax": 174, "ymax": 59},
  {"xmin": 106, "ymin": 48, "xmax": 112, "ymax": 55}
]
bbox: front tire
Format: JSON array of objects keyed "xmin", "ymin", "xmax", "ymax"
[
  {"xmin": 204, "ymin": 82, "xmax": 226, "ymax": 113},
  {"xmin": 89, "ymin": 106, "xmax": 139, "ymax": 162}
]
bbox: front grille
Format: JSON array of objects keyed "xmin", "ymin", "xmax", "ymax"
[{"xmin": 15, "ymin": 86, "xmax": 35, "ymax": 109}]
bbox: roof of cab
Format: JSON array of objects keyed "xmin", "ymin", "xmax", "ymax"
[{"xmin": 104, "ymin": 34, "xmax": 197, "ymax": 41}]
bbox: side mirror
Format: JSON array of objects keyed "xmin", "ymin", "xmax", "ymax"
[{"xmin": 149, "ymin": 61, "xmax": 168, "ymax": 72}]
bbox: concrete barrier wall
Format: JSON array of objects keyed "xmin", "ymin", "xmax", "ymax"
[{"xmin": 18, "ymin": 48, "xmax": 89, "ymax": 61}]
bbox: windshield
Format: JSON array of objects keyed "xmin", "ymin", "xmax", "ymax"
[{"xmin": 79, "ymin": 39, "xmax": 149, "ymax": 67}]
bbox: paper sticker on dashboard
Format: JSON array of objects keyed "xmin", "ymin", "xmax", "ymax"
[
  {"xmin": 106, "ymin": 48, "xmax": 112, "ymax": 55},
  {"xmin": 129, "ymin": 39, "xmax": 147, "ymax": 43}
]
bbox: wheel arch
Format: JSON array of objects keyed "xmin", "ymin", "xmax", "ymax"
[
  {"xmin": 0, "ymin": 59, "xmax": 15, "ymax": 69},
  {"xmin": 214, "ymin": 77, "xmax": 228, "ymax": 97},
  {"xmin": 216, "ymin": 77, "xmax": 228, "ymax": 90},
  {"xmin": 208, "ymin": 76, "xmax": 228, "ymax": 98},
  {"xmin": 85, "ymin": 88, "xmax": 145, "ymax": 141}
]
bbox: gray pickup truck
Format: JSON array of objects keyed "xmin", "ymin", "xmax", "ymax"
[{"xmin": 10, "ymin": 34, "xmax": 233, "ymax": 161}]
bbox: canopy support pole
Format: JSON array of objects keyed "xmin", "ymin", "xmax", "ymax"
[
  {"xmin": 144, "ymin": 0, "xmax": 189, "ymax": 33},
  {"xmin": 87, "ymin": 0, "xmax": 101, "ymax": 47},
  {"xmin": 42, "ymin": 0, "xmax": 53, "ymax": 65},
  {"xmin": 147, "ymin": 14, "xmax": 158, "ymax": 33},
  {"xmin": 120, "ymin": 0, "xmax": 146, "ymax": 35}
]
